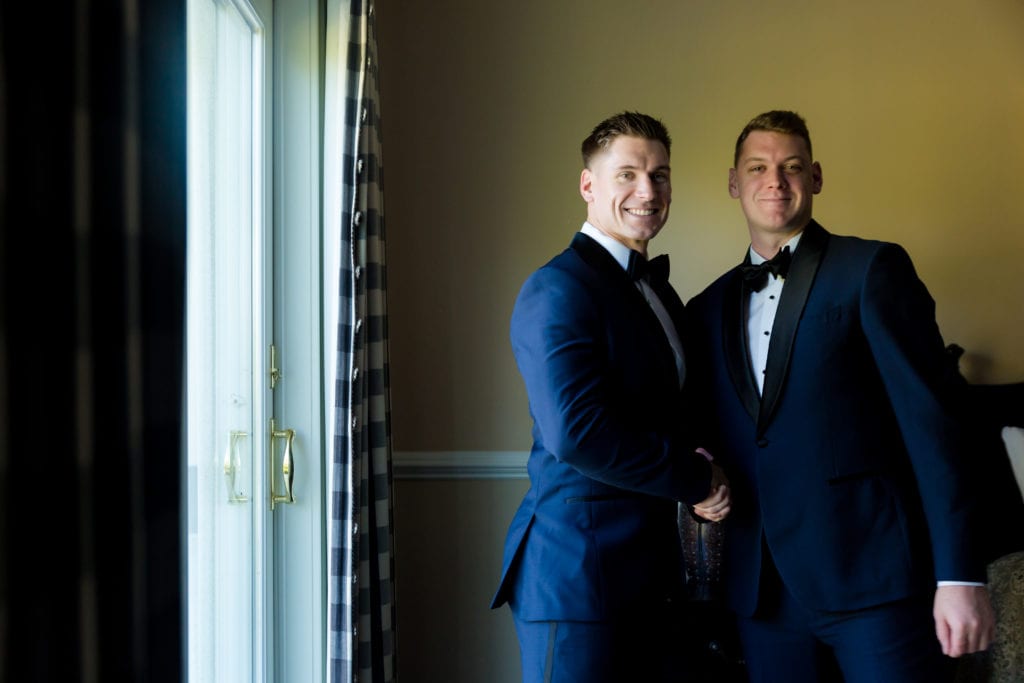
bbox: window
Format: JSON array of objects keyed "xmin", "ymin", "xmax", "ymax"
[{"xmin": 185, "ymin": 0, "xmax": 323, "ymax": 679}]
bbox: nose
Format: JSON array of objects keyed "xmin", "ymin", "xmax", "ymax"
[
  {"xmin": 768, "ymin": 167, "xmax": 789, "ymax": 188},
  {"xmin": 636, "ymin": 174, "xmax": 656, "ymax": 198}
]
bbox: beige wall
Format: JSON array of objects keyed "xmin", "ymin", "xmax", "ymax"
[
  {"xmin": 379, "ymin": 1, "xmax": 1024, "ymax": 679},
  {"xmin": 393, "ymin": 478, "xmax": 528, "ymax": 683},
  {"xmin": 380, "ymin": 0, "xmax": 1024, "ymax": 452}
]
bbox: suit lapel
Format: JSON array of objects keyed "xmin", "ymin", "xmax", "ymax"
[
  {"xmin": 723, "ymin": 268, "xmax": 760, "ymax": 423},
  {"xmin": 569, "ymin": 232, "xmax": 680, "ymax": 376},
  {"xmin": 758, "ymin": 220, "xmax": 829, "ymax": 433},
  {"xmin": 570, "ymin": 232, "xmax": 632, "ymax": 283}
]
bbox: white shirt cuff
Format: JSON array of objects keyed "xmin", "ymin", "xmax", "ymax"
[{"xmin": 936, "ymin": 580, "xmax": 985, "ymax": 587}]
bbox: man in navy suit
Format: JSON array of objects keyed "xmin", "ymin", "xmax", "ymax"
[
  {"xmin": 491, "ymin": 111, "xmax": 731, "ymax": 682},
  {"xmin": 687, "ymin": 110, "xmax": 995, "ymax": 682}
]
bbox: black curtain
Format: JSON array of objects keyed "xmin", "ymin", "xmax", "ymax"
[{"xmin": 1, "ymin": 2, "xmax": 185, "ymax": 681}]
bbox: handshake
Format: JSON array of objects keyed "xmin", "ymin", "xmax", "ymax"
[{"xmin": 692, "ymin": 448, "xmax": 731, "ymax": 523}]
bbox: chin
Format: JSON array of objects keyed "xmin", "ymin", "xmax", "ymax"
[
  {"xmin": 759, "ymin": 219, "xmax": 796, "ymax": 232},
  {"xmin": 631, "ymin": 225, "xmax": 663, "ymax": 239}
]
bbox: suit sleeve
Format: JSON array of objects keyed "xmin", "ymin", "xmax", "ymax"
[
  {"xmin": 860, "ymin": 243, "xmax": 985, "ymax": 582},
  {"xmin": 510, "ymin": 266, "xmax": 712, "ymax": 504}
]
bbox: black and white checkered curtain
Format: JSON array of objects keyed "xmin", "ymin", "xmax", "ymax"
[
  {"xmin": 1, "ymin": 2, "xmax": 185, "ymax": 681},
  {"xmin": 325, "ymin": 1, "xmax": 396, "ymax": 682}
]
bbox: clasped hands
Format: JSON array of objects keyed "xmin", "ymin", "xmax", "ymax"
[{"xmin": 692, "ymin": 448, "xmax": 731, "ymax": 523}]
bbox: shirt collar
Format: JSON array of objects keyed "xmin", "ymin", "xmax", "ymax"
[
  {"xmin": 581, "ymin": 222, "xmax": 637, "ymax": 272},
  {"xmin": 749, "ymin": 230, "xmax": 804, "ymax": 265}
]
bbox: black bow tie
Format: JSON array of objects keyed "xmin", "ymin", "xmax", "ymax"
[
  {"xmin": 740, "ymin": 246, "xmax": 792, "ymax": 292},
  {"xmin": 627, "ymin": 252, "xmax": 670, "ymax": 285}
]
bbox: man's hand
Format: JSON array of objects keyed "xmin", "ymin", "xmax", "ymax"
[
  {"xmin": 693, "ymin": 461, "xmax": 731, "ymax": 522},
  {"xmin": 933, "ymin": 584, "xmax": 995, "ymax": 657}
]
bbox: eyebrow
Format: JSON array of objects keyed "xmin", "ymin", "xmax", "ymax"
[
  {"xmin": 741, "ymin": 155, "xmax": 804, "ymax": 164},
  {"xmin": 615, "ymin": 164, "xmax": 672, "ymax": 172}
]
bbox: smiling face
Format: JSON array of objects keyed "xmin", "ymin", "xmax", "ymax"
[
  {"xmin": 580, "ymin": 134, "xmax": 671, "ymax": 254},
  {"xmin": 729, "ymin": 130, "xmax": 822, "ymax": 251}
]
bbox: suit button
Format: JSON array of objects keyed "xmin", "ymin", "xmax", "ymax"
[{"xmin": 757, "ymin": 438, "xmax": 769, "ymax": 448}]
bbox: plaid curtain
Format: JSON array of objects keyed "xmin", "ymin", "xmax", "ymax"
[
  {"xmin": 0, "ymin": 1, "xmax": 185, "ymax": 681},
  {"xmin": 324, "ymin": 1, "xmax": 397, "ymax": 682}
]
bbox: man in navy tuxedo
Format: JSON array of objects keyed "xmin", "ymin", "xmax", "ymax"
[
  {"xmin": 491, "ymin": 111, "xmax": 731, "ymax": 682},
  {"xmin": 686, "ymin": 110, "xmax": 995, "ymax": 682}
]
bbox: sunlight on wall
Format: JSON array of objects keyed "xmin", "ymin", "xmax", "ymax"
[{"xmin": 379, "ymin": 0, "xmax": 1024, "ymax": 448}]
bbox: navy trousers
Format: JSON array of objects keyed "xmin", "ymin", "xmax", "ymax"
[
  {"xmin": 737, "ymin": 553, "xmax": 954, "ymax": 683},
  {"xmin": 512, "ymin": 602, "xmax": 687, "ymax": 683}
]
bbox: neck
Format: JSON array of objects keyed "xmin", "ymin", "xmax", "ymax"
[{"xmin": 750, "ymin": 225, "xmax": 806, "ymax": 260}]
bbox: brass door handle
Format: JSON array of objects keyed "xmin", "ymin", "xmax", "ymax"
[
  {"xmin": 270, "ymin": 420, "xmax": 295, "ymax": 509},
  {"xmin": 223, "ymin": 430, "xmax": 249, "ymax": 503}
]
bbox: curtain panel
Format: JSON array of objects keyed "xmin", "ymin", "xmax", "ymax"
[
  {"xmin": 324, "ymin": 1, "xmax": 397, "ymax": 682},
  {"xmin": 0, "ymin": 1, "xmax": 186, "ymax": 681}
]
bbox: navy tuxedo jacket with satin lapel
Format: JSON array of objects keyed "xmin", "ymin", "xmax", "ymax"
[
  {"xmin": 687, "ymin": 221, "xmax": 984, "ymax": 618},
  {"xmin": 491, "ymin": 232, "xmax": 712, "ymax": 621}
]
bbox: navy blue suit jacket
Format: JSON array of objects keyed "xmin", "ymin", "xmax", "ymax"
[
  {"xmin": 687, "ymin": 221, "xmax": 985, "ymax": 617},
  {"xmin": 491, "ymin": 232, "xmax": 712, "ymax": 621}
]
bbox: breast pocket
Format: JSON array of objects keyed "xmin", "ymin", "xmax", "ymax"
[{"xmin": 798, "ymin": 304, "xmax": 845, "ymax": 329}]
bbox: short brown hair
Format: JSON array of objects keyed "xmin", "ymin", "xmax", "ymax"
[
  {"xmin": 581, "ymin": 111, "xmax": 671, "ymax": 168},
  {"xmin": 733, "ymin": 110, "xmax": 813, "ymax": 167}
]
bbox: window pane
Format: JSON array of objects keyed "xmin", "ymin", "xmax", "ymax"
[{"xmin": 186, "ymin": 0, "xmax": 263, "ymax": 680}]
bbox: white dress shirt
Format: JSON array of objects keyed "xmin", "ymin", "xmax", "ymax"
[{"xmin": 746, "ymin": 233, "xmax": 802, "ymax": 395}]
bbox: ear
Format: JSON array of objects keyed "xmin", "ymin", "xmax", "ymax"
[
  {"xmin": 580, "ymin": 168, "xmax": 593, "ymax": 202},
  {"xmin": 811, "ymin": 161, "xmax": 823, "ymax": 194},
  {"xmin": 728, "ymin": 168, "xmax": 740, "ymax": 198}
]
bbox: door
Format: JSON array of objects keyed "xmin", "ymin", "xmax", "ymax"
[
  {"xmin": 185, "ymin": 0, "xmax": 324, "ymax": 680},
  {"xmin": 185, "ymin": 0, "xmax": 273, "ymax": 679}
]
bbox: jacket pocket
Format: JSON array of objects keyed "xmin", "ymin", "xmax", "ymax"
[{"xmin": 565, "ymin": 492, "xmax": 645, "ymax": 504}]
